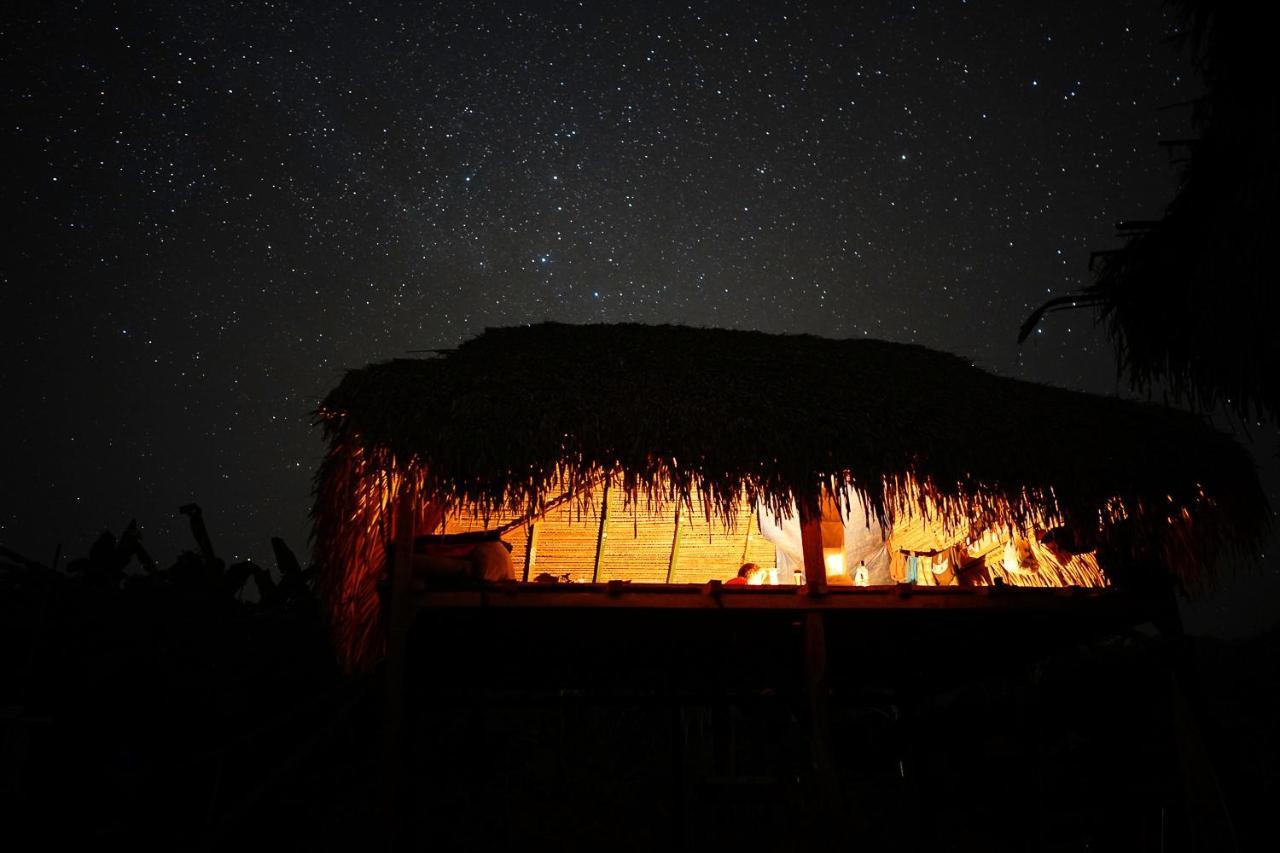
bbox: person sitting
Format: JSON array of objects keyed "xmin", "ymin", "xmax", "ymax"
[{"xmin": 725, "ymin": 562, "xmax": 766, "ymax": 586}]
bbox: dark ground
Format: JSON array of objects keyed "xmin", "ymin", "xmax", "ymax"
[{"xmin": 2, "ymin": 520, "xmax": 1277, "ymax": 851}]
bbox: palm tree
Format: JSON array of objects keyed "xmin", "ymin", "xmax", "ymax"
[{"xmin": 1022, "ymin": 1, "xmax": 1279, "ymax": 421}]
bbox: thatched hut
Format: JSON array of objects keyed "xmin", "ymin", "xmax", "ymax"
[{"xmin": 313, "ymin": 323, "xmax": 1264, "ymax": 672}]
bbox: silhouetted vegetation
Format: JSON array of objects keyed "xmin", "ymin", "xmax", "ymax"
[
  {"xmin": 4, "ymin": 508, "xmax": 1276, "ymax": 851},
  {"xmin": 0, "ymin": 507, "xmax": 374, "ymax": 850}
]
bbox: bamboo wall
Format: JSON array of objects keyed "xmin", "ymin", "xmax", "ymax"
[{"xmin": 440, "ymin": 489, "xmax": 776, "ymax": 584}]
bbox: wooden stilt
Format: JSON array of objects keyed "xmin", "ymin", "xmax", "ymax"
[
  {"xmin": 803, "ymin": 610, "xmax": 840, "ymax": 828},
  {"xmin": 384, "ymin": 483, "xmax": 417, "ymax": 844},
  {"xmin": 799, "ymin": 497, "xmax": 838, "ymax": 827}
]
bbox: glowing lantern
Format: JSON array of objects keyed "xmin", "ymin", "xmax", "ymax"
[
  {"xmin": 824, "ymin": 549, "xmax": 847, "ymax": 580},
  {"xmin": 821, "ymin": 508, "xmax": 846, "ymax": 580}
]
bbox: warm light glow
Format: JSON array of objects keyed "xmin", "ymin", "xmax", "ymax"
[
  {"xmin": 325, "ymin": 453, "xmax": 1113, "ymax": 671},
  {"xmin": 1001, "ymin": 541, "xmax": 1020, "ymax": 574}
]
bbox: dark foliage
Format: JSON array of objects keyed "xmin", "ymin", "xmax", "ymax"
[
  {"xmin": 1022, "ymin": 1, "xmax": 1279, "ymax": 421},
  {"xmin": 0, "ymin": 509, "xmax": 369, "ymax": 850},
  {"xmin": 4, "ymin": 508, "xmax": 1277, "ymax": 850}
]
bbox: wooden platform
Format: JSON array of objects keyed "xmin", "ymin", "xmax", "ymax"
[
  {"xmin": 408, "ymin": 583, "xmax": 1164, "ymax": 692},
  {"xmin": 421, "ymin": 580, "xmax": 1118, "ymax": 612}
]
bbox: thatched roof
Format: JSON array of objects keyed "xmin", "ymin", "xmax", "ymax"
[
  {"xmin": 1021, "ymin": 2, "xmax": 1279, "ymax": 419},
  {"xmin": 318, "ymin": 321, "xmax": 1261, "ymax": 554}
]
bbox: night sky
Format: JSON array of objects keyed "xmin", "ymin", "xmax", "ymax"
[{"xmin": 3, "ymin": 3, "xmax": 1221, "ymax": 589}]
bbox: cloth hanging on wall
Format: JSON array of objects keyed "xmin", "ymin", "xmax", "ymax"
[{"xmin": 756, "ymin": 487, "xmax": 891, "ymax": 584}]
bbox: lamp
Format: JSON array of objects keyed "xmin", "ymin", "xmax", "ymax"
[
  {"xmin": 822, "ymin": 510, "xmax": 846, "ymax": 580},
  {"xmin": 823, "ymin": 548, "xmax": 846, "ymax": 580}
]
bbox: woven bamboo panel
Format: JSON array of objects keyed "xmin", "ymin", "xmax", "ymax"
[
  {"xmin": 437, "ymin": 489, "xmax": 779, "ymax": 583},
  {"xmin": 668, "ymin": 492, "xmax": 775, "ymax": 584},
  {"xmin": 598, "ymin": 491, "xmax": 678, "ymax": 583},
  {"xmin": 527, "ymin": 499, "xmax": 605, "ymax": 582}
]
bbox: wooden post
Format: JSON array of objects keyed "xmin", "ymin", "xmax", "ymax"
[
  {"xmin": 739, "ymin": 511, "xmax": 754, "ymax": 564},
  {"xmin": 523, "ymin": 522, "xmax": 538, "ymax": 581},
  {"xmin": 803, "ymin": 610, "xmax": 840, "ymax": 829},
  {"xmin": 799, "ymin": 496, "xmax": 838, "ymax": 827},
  {"xmin": 591, "ymin": 477, "xmax": 611, "ymax": 583},
  {"xmin": 665, "ymin": 501, "xmax": 683, "ymax": 584},
  {"xmin": 384, "ymin": 483, "xmax": 417, "ymax": 840},
  {"xmin": 799, "ymin": 513, "xmax": 828, "ymax": 596}
]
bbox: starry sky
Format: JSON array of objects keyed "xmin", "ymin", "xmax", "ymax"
[{"xmin": 2, "ymin": 2, "xmax": 1200, "ymax": 573}]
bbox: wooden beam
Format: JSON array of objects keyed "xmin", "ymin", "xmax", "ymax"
[
  {"xmin": 803, "ymin": 610, "xmax": 839, "ymax": 823},
  {"xmin": 799, "ymin": 514, "xmax": 828, "ymax": 596},
  {"xmin": 591, "ymin": 476, "xmax": 611, "ymax": 583},
  {"xmin": 665, "ymin": 501, "xmax": 683, "ymax": 584},
  {"xmin": 493, "ymin": 485, "xmax": 586, "ymax": 536},
  {"xmin": 523, "ymin": 522, "xmax": 538, "ymax": 582},
  {"xmin": 739, "ymin": 510, "xmax": 754, "ymax": 564},
  {"xmin": 419, "ymin": 584, "xmax": 1127, "ymax": 612}
]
